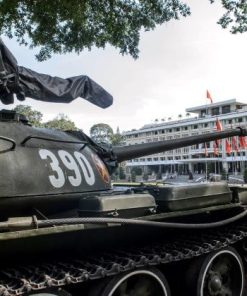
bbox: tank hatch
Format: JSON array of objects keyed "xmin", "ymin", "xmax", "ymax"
[{"xmin": 0, "ymin": 109, "xmax": 28, "ymax": 124}]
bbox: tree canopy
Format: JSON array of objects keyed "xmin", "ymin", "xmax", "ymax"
[
  {"xmin": 210, "ymin": 0, "xmax": 247, "ymax": 34},
  {"xmin": 13, "ymin": 105, "xmax": 78, "ymax": 130},
  {"xmin": 111, "ymin": 126, "xmax": 124, "ymax": 146},
  {"xmin": 44, "ymin": 113, "xmax": 78, "ymax": 131},
  {"xmin": 0, "ymin": 0, "xmax": 191, "ymax": 61},
  {"xmin": 90, "ymin": 123, "xmax": 114, "ymax": 144},
  {"xmin": 0, "ymin": 1, "xmax": 246, "ymax": 61},
  {"xmin": 90, "ymin": 123, "xmax": 124, "ymax": 145},
  {"xmin": 13, "ymin": 105, "xmax": 43, "ymax": 127}
]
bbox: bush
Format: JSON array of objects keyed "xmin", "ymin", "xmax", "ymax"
[
  {"xmin": 244, "ymin": 168, "xmax": 247, "ymax": 183},
  {"xmin": 119, "ymin": 167, "xmax": 126, "ymax": 180},
  {"xmin": 143, "ymin": 173, "xmax": 149, "ymax": 181},
  {"xmin": 156, "ymin": 172, "xmax": 162, "ymax": 180},
  {"xmin": 131, "ymin": 166, "xmax": 142, "ymax": 176},
  {"xmin": 221, "ymin": 168, "xmax": 227, "ymax": 181},
  {"xmin": 131, "ymin": 171, "xmax": 136, "ymax": 182}
]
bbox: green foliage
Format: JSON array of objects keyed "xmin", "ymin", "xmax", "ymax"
[
  {"xmin": 244, "ymin": 168, "xmax": 247, "ymax": 183},
  {"xmin": 143, "ymin": 173, "xmax": 149, "ymax": 181},
  {"xmin": 43, "ymin": 113, "xmax": 78, "ymax": 131},
  {"xmin": 110, "ymin": 127, "xmax": 125, "ymax": 146},
  {"xmin": 90, "ymin": 124, "xmax": 125, "ymax": 145},
  {"xmin": 207, "ymin": 163, "xmax": 215, "ymax": 174},
  {"xmin": 118, "ymin": 166, "xmax": 126, "ymax": 180},
  {"xmin": 131, "ymin": 166, "xmax": 142, "ymax": 176},
  {"xmin": 0, "ymin": 0, "xmax": 190, "ymax": 61},
  {"xmin": 210, "ymin": 0, "xmax": 247, "ymax": 33},
  {"xmin": 13, "ymin": 105, "xmax": 43, "ymax": 127},
  {"xmin": 221, "ymin": 168, "xmax": 227, "ymax": 180},
  {"xmin": 90, "ymin": 123, "xmax": 113, "ymax": 144},
  {"xmin": 156, "ymin": 171, "xmax": 162, "ymax": 180},
  {"xmin": 131, "ymin": 170, "xmax": 136, "ymax": 182},
  {"xmin": 13, "ymin": 105, "xmax": 78, "ymax": 131},
  {"xmin": 1, "ymin": 1, "xmax": 247, "ymax": 61}
]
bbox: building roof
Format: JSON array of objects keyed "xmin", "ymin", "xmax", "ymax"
[
  {"xmin": 123, "ymin": 99, "xmax": 247, "ymax": 135},
  {"xmin": 186, "ymin": 99, "xmax": 246, "ymax": 113}
]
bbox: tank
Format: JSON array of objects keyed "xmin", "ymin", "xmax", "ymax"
[{"xmin": 0, "ymin": 40, "xmax": 247, "ymax": 296}]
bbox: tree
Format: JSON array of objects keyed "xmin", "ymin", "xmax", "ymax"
[
  {"xmin": 210, "ymin": 0, "xmax": 247, "ymax": 34},
  {"xmin": 118, "ymin": 166, "xmax": 126, "ymax": 180},
  {"xmin": 131, "ymin": 170, "xmax": 136, "ymax": 182},
  {"xmin": 131, "ymin": 166, "xmax": 143, "ymax": 176},
  {"xmin": 221, "ymin": 168, "xmax": 227, "ymax": 181},
  {"xmin": 90, "ymin": 124, "xmax": 125, "ymax": 145},
  {"xmin": 143, "ymin": 172, "xmax": 149, "ymax": 181},
  {"xmin": 207, "ymin": 162, "xmax": 215, "ymax": 179},
  {"xmin": 244, "ymin": 168, "xmax": 247, "ymax": 184},
  {"xmin": 0, "ymin": 1, "xmax": 190, "ymax": 61},
  {"xmin": 90, "ymin": 123, "xmax": 113, "ymax": 144},
  {"xmin": 1, "ymin": 1, "xmax": 247, "ymax": 61},
  {"xmin": 13, "ymin": 105, "xmax": 43, "ymax": 127},
  {"xmin": 110, "ymin": 127, "xmax": 124, "ymax": 146},
  {"xmin": 44, "ymin": 113, "xmax": 78, "ymax": 131}
]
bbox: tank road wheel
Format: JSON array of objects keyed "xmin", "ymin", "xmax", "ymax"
[
  {"xmin": 88, "ymin": 268, "xmax": 170, "ymax": 296},
  {"xmin": 197, "ymin": 248, "xmax": 244, "ymax": 296}
]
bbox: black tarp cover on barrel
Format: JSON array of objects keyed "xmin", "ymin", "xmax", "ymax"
[{"xmin": 0, "ymin": 38, "xmax": 113, "ymax": 108}]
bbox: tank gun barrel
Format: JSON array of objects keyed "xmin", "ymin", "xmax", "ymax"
[
  {"xmin": 0, "ymin": 38, "xmax": 113, "ymax": 107},
  {"xmin": 113, "ymin": 128, "xmax": 247, "ymax": 162}
]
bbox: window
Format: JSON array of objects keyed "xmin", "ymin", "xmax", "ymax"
[
  {"xmin": 212, "ymin": 107, "xmax": 219, "ymax": 116},
  {"xmin": 222, "ymin": 105, "xmax": 230, "ymax": 114}
]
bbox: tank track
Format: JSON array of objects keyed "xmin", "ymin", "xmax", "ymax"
[{"xmin": 1, "ymin": 220, "xmax": 247, "ymax": 296}]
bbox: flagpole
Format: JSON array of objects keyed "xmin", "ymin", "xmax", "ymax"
[{"xmin": 219, "ymin": 144, "xmax": 221, "ymax": 174}]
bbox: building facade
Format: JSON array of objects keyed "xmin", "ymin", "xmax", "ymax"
[{"xmin": 123, "ymin": 99, "xmax": 247, "ymax": 177}]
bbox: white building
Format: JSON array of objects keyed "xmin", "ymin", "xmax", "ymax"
[{"xmin": 123, "ymin": 99, "xmax": 247, "ymax": 176}]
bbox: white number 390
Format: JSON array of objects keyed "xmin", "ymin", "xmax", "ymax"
[{"xmin": 39, "ymin": 149, "xmax": 95, "ymax": 188}]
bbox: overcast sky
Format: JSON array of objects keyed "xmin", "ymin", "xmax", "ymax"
[{"xmin": 2, "ymin": 0, "xmax": 247, "ymax": 135}]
